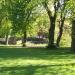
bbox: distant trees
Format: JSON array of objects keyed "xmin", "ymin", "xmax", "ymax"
[
  {"xmin": 0, "ymin": 18, "xmax": 11, "ymax": 45},
  {"xmin": 0, "ymin": 0, "xmax": 75, "ymax": 49}
]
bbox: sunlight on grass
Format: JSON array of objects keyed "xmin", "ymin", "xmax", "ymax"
[{"xmin": 0, "ymin": 59, "xmax": 75, "ymax": 67}]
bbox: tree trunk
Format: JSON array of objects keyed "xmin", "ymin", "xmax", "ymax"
[
  {"xmin": 5, "ymin": 33, "xmax": 9, "ymax": 45},
  {"xmin": 47, "ymin": 16, "xmax": 56, "ymax": 48},
  {"xmin": 56, "ymin": 0, "xmax": 67, "ymax": 47},
  {"xmin": 22, "ymin": 31, "xmax": 26, "ymax": 47},
  {"xmin": 71, "ymin": 19, "xmax": 75, "ymax": 51},
  {"xmin": 56, "ymin": 17, "xmax": 65, "ymax": 47}
]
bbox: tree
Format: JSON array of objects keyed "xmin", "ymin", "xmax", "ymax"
[
  {"xmin": 66, "ymin": 0, "xmax": 75, "ymax": 50},
  {"xmin": 70, "ymin": 1, "xmax": 75, "ymax": 51},
  {"xmin": 71, "ymin": 19, "xmax": 75, "ymax": 50},
  {"xmin": 0, "ymin": 17, "xmax": 11, "ymax": 45},
  {"xmin": 10, "ymin": 0, "xmax": 39, "ymax": 47},
  {"xmin": 0, "ymin": 0, "xmax": 12, "ymax": 45},
  {"xmin": 56, "ymin": 0, "xmax": 68, "ymax": 47},
  {"xmin": 42, "ymin": 0, "xmax": 59, "ymax": 48}
]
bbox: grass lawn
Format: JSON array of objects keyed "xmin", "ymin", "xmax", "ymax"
[{"xmin": 0, "ymin": 47, "xmax": 75, "ymax": 75}]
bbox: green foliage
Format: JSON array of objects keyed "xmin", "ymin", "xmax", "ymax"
[
  {"xmin": 27, "ymin": 13, "xmax": 49, "ymax": 37},
  {"xmin": 0, "ymin": 0, "xmax": 74, "ymax": 47},
  {"xmin": 66, "ymin": 0, "xmax": 75, "ymax": 18},
  {"xmin": 0, "ymin": 18, "xmax": 12, "ymax": 37},
  {"xmin": 0, "ymin": 0, "xmax": 12, "ymax": 38},
  {"xmin": 8, "ymin": 0, "xmax": 41, "ymax": 38},
  {"xmin": 60, "ymin": 34, "xmax": 71, "ymax": 47},
  {"xmin": 36, "ymin": 14, "xmax": 49, "ymax": 32}
]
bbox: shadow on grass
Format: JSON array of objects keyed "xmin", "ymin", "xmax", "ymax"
[
  {"xmin": 0, "ymin": 47, "xmax": 75, "ymax": 75},
  {"xmin": 0, "ymin": 48, "xmax": 75, "ymax": 59},
  {"xmin": 0, "ymin": 63, "xmax": 75, "ymax": 75},
  {"xmin": 0, "ymin": 47, "xmax": 74, "ymax": 60}
]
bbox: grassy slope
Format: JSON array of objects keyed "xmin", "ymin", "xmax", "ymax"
[{"xmin": 0, "ymin": 48, "xmax": 75, "ymax": 75}]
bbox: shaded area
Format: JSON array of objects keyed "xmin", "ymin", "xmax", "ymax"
[{"xmin": 0, "ymin": 47, "xmax": 74, "ymax": 60}]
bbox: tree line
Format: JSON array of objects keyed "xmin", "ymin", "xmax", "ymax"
[{"xmin": 0, "ymin": 0, "xmax": 75, "ymax": 51}]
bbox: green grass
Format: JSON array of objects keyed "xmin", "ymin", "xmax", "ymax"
[{"xmin": 0, "ymin": 47, "xmax": 75, "ymax": 75}]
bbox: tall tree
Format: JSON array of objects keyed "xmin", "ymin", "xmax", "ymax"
[
  {"xmin": 70, "ymin": 1, "xmax": 75, "ymax": 51},
  {"xmin": 42, "ymin": 0, "xmax": 59, "ymax": 48},
  {"xmin": 10, "ymin": 0, "xmax": 39, "ymax": 47},
  {"xmin": 66, "ymin": 0, "xmax": 75, "ymax": 50},
  {"xmin": 56, "ymin": 0, "xmax": 67, "ymax": 47},
  {"xmin": 0, "ymin": 0, "xmax": 12, "ymax": 45}
]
